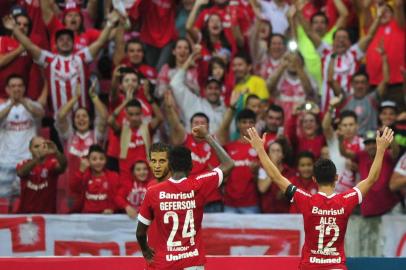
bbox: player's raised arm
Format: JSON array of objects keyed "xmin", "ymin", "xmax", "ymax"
[
  {"xmin": 192, "ymin": 125, "xmax": 234, "ymax": 177},
  {"xmin": 244, "ymin": 128, "xmax": 292, "ymax": 193},
  {"xmin": 356, "ymin": 127, "xmax": 394, "ymax": 197}
]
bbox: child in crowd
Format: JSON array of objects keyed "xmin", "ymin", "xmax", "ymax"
[
  {"xmin": 115, "ymin": 160, "xmax": 152, "ymax": 219},
  {"xmin": 71, "ymin": 145, "xmax": 119, "ymax": 214}
]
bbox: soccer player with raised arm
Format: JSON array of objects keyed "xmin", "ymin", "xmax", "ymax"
[
  {"xmin": 244, "ymin": 127, "xmax": 394, "ymax": 270},
  {"xmin": 136, "ymin": 125, "xmax": 234, "ymax": 269}
]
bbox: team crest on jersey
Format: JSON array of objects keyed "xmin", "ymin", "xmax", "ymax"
[
  {"xmin": 248, "ymin": 148, "xmax": 258, "ymax": 157},
  {"xmin": 203, "ymin": 143, "xmax": 210, "ymax": 152},
  {"xmin": 40, "ymin": 169, "xmax": 48, "ymax": 178},
  {"xmin": 103, "ymin": 182, "xmax": 109, "ymax": 189}
]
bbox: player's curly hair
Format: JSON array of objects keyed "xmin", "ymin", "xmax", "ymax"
[
  {"xmin": 168, "ymin": 146, "xmax": 192, "ymax": 174},
  {"xmin": 314, "ymin": 159, "xmax": 337, "ymax": 185}
]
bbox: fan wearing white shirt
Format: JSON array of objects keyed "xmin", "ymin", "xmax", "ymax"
[{"xmin": 0, "ymin": 74, "xmax": 44, "ymax": 211}]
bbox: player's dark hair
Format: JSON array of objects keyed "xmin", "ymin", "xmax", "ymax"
[
  {"xmin": 88, "ymin": 144, "xmax": 105, "ymax": 156},
  {"xmin": 6, "ymin": 74, "xmax": 25, "ymax": 86},
  {"xmin": 126, "ymin": 99, "xmax": 142, "ymax": 109},
  {"xmin": 236, "ymin": 109, "xmax": 256, "ymax": 123},
  {"xmin": 314, "ymin": 159, "xmax": 337, "ymax": 185},
  {"xmin": 338, "ymin": 110, "xmax": 358, "ymax": 124},
  {"xmin": 169, "ymin": 146, "xmax": 192, "ymax": 174},
  {"xmin": 149, "ymin": 143, "xmax": 171, "ymax": 157},
  {"xmin": 190, "ymin": 112, "xmax": 210, "ymax": 125}
]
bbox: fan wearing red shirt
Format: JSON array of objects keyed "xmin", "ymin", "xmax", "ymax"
[
  {"xmin": 290, "ymin": 152, "xmax": 319, "ymax": 213},
  {"xmin": 287, "ymin": 110, "xmax": 326, "ymax": 160},
  {"xmin": 0, "ymin": 11, "xmax": 39, "ymax": 99},
  {"xmin": 257, "ymin": 138, "xmax": 295, "ymax": 213},
  {"xmin": 335, "ymin": 110, "xmax": 364, "ymax": 193},
  {"xmin": 71, "ymin": 144, "xmax": 120, "ymax": 214},
  {"xmin": 115, "ymin": 160, "xmax": 152, "ymax": 219},
  {"xmin": 340, "ymin": 130, "xmax": 400, "ymax": 217},
  {"xmin": 113, "ymin": 36, "xmax": 158, "ymax": 83},
  {"xmin": 136, "ymin": 125, "xmax": 234, "ymax": 269},
  {"xmin": 261, "ymin": 104, "xmax": 285, "ymax": 149},
  {"xmin": 108, "ymin": 97, "xmax": 163, "ymax": 180},
  {"xmin": 107, "ymin": 69, "xmax": 157, "ymax": 171},
  {"xmin": 16, "ymin": 136, "xmax": 67, "ymax": 213},
  {"xmin": 222, "ymin": 109, "xmax": 261, "ymax": 213},
  {"xmin": 40, "ymin": 0, "xmax": 101, "ymax": 52},
  {"xmin": 165, "ymin": 91, "xmax": 226, "ymax": 213},
  {"xmin": 245, "ymin": 127, "xmax": 394, "ymax": 270}
]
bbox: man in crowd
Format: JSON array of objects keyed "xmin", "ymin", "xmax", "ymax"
[
  {"xmin": 16, "ymin": 136, "xmax": 66, "ymax": 213},
  {"xmin": 306, "ymin": 5, "xmax": 384, "ymax": 111},
  {"xmin": 0, "ymin": 74, "xmax": 44, "ymax": 212},
  {"xmin": 2, "ymin": 10, "xmax": 120, "ymax": 114},
  {"xmin": 170, "ymin": 50, "xmax": 227, "ymax": 134},
  {"xmin": 40, "ymin": 0, "xmax": 101, "ymax": 52},
  {"xmin": 340, "ymin": 129, "xmax": 400, "ymax": 216}
]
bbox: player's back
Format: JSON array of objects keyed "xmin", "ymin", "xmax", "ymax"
[
  {"xmin": 138, "ymin": 168, "xmax": 223, "ymax": 269},
  {"xmin": 292, "ymin": 187, "xmax": 362, "ymax": 270}
]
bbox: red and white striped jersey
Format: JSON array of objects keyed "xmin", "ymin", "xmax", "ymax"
[
  {"xmin": 37, "ymin": 48, "xmax": 93, "ymax": 114},
  {"xmin": 317, "ymin": 42, "xmax": 364, "ymax": 111}
]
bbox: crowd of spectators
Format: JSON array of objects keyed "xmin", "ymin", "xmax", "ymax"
[{"xmin": 0, "ymin": 0, "xmax": 405, "ymax": 217}]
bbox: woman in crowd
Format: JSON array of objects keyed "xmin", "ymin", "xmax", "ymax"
[
  {"xmin": 257, "ymin": 138, "xmax": 295, "ymax": 213},
  {"xmin": 55, "ymin": 82, "xmax": 108, "ymax": 212}
]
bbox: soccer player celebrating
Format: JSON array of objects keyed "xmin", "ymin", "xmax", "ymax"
[
  {"xmin": 136, "ymin": 126, "xmax": 234, "ymax": 269},
  {"xmin": 244, "ymin": 127, "xmax": 394, "ymax": 270}
]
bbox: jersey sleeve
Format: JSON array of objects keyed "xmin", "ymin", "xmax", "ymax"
[
  {"xmin": 316, "ymin": 41, "xmax": 332, "ymax": 57},
  {"xmin": 76, "ymin": 47, "xmax": 93, "ymax": 64},
  {"xmin": 292, "ymin": 188, "xmax": 312, "ymax": 214},
  {"xmin": 36, "ymin": 50, "xmax": 54, "ymax": 67},
  {"xmin": 342, "ymin": 187, "xmax": 362, "ymax": 213},
  {"xmin": 192, "ymin": 167, "xmax": 224, "ymax": 198},
  {"xmin": 138, "ymin": 190, "xmax": 153, "ymax": 226},
  {"xmin": 350, "ymin": 43, "xmax": 365, "ymax": 61}
]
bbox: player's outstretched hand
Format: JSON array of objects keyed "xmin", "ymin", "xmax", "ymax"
[
  {"xmin": 376, "ymin": 127, "xmax": 394, "ymax": 150},
  {"xmin": 143, "ymin": 246, "xmax": 155, "ymax": 263},
  {"xmin": 192, "ymin": 125, "xmax": 209, "ymax": 139},
  {"xmin": 244, "ymin": 128, "xmax": 265, "ymax": 151}
]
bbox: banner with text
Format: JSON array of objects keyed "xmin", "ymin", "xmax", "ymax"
[{"xmin": 0, "ymin": 214, "xmax": 304, "ymax": 256}]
